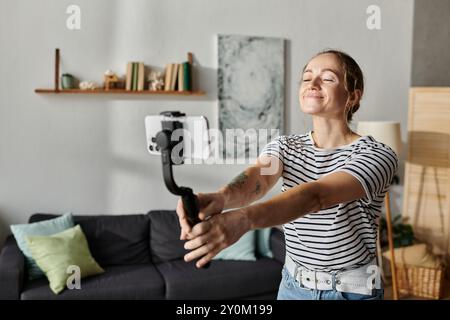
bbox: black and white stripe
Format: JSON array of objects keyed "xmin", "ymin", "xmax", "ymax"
[{"xmin": 261, "ymin": 132, "xmax": 398, "ymax": 272}]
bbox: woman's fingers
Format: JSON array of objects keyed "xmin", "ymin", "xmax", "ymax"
[
  {"xmin": 184, "ymin": 234, "xmax": 210, "ymax": 250},
  {"xmin": 183, "ymin": 209, "xmax": 249, "ymax": 268},
  {"xmin": 197, "ymin": 192, "xmax": 225, "ymax": 220},
  {"xmin": 197, "ymin": 193, "xmax": 216, "ymax": 219},
  {"xmin": 186, "ymin": 220, "xmax": 210, "ymax": 240},
  {"xmin": 195, "ymin": 252, "xmax": 218, "ymax": 269},
  {"xmin": 176, "ymin": 199, "xmax": 192, "ymax": 240},
  {"xmin": 184, "ymin": 241, "xmax": 215, "ymax": 262},
  {"xmin": 183, "ymin": 219, "xmax": 223, "ymax": 263},
  {"xmin": 177, "ymin": 193, "xmax": 219, "ymax": 241}
]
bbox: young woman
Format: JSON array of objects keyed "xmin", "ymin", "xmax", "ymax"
[{"xmin": 176, "ymin": 49, "xmax": 398, "ymax": 300}]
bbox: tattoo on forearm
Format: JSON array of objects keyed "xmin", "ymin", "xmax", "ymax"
[
  {"xmin": 227, "ymin": 172, "xmax": 261, "ymax": 196},
  {"xmin": 227, "ymin": 172, "xmax": 248, "ymax": 190},
  {"xmin": 253, "ymin": 180, "xmax": 261, "ymax": 195}
]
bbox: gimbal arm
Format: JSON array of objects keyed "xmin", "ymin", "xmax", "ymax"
[{"xmin": 155, "ymin": 125, "xmax": 201, "ymax": 227}]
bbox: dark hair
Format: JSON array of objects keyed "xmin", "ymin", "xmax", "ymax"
[{"xmin": 304, "ymin": 49, "xmax": 364, "ymax": 122}]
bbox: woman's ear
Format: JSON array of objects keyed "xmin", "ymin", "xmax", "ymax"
[{"xmin": 348, "ymin": 89, "xmax": 362, "ymax": 107}]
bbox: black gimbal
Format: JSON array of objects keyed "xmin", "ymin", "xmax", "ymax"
[
  {"xmin": 154, "ymin": 111, "xmax": 202, "ymax": 227},
  {"xmin": 153, "ymin": 111, "xmax": 209, "ymax": 268}
]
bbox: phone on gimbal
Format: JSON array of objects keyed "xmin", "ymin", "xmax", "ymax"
[{"xmin": 145, "ymin": 112, "xmax": 211, "ymax": 162}]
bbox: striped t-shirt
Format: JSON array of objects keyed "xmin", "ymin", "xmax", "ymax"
[{"xmin": 261, "ymin": 131, "xmax": 399, "ymax": 272}]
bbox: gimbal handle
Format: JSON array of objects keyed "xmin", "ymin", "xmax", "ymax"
[{"xmin": 181, "ymin": 188, "xmax": 201, "ymax": 226}]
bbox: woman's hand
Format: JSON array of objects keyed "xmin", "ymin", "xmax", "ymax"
[
  {"xmin": 183, "ymin": 208, "xmax": 251, "ymax": 268},
  {"xmin": 176, "ymin": 192, "xmax": 226, "ymax": 241}
]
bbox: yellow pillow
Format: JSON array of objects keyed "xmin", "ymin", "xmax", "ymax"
[{"xmin": 27, "ymin": 225, "xmax": 104, "ymax": 294}]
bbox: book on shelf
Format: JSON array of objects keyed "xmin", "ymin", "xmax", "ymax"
[
  {"xmin": 177, "ymin": 62, "xmax": 192, "ymax": 91},
  {"xmin": 183, "ymin": 61, "xmax": 191, "ymax": 91},
  {"xmin": 137, "ymin": 62, "xmax": 145, "ymax": 91},
  {"xmin": 164, "ymin": 64, "xmax": 173, "ymax": 91},
  {"xmin": 178, "ymin": 64, "xmax": 184, "ymax": 92},
  {"xmin": 170, "ymin": 63, "xmax": 179, "ymax": 91},
  {"xmin": 132, "ymin": 62, "xmax": 138, "ymax": 91},
  {"xmin": 178, "ymin": 62, "xmax": 192, "ymax": 91},
  {"xmin": 125, "ymin": 61, "xmax": 146, "ymax": 91},
  {"xmin": 125, "ymin": 62, "xmax": 133, "ymax": 91},
  {"xmin": 162, "ymin": 60, "xmax": 194, "ymax": 92}
]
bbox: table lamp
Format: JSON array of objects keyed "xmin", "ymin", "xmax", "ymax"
[{"xmin": 356, "ymin": 121, "xmax": 402, "ymax": 300}]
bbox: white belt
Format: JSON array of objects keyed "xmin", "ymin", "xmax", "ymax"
[{"xmin": 284, "ymin": 255, "xmax": 380, "ymax": 295}]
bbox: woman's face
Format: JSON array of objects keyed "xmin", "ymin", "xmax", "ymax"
[{"xmin": 299, "ymin": 53, "xmax": 349, "ymax": 119}]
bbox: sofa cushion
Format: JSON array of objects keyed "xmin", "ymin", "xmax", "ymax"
[
  {"xmin": 20, "ymin": 264, "xmax": 165, "ymax": 300},
  {"xmin": 29, "ymin": 214, "xmax": 151, "ymax": 266},
  {"xmin": 27, "ymin": 225, "xmax": 105, "ymax": 294},
  {"xmin": 213, "ymin": 230, "xmax": 257, "ymax": 261},
  {"xmin": 148, "ymin": 210, "xmax": 187, "ymax": 263},
  {"xmin": 11, "ymin": 212, "xmax": 74, "ymax": 280},
  {"xmin": 156, "ymin": 258, "xmax": 283, "ymax": 299},
  {"xmin": 255, "ymin": 228, "xmax": 275, "ymax": 258}
]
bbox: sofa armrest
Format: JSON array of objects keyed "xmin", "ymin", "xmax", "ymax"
[
  {"xmin": 270, "ymin": 227, "xmax": 285, "ymax": 264},
  {"xmin": 0, "ymin": 235, "xmax": 25, "ymax": 300}
]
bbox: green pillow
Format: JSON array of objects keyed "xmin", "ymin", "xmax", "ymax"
[
  {"xmin": 213, "ymin": 230, "xmax": 256, "ymax": 261},
  {"xmin": 255, "ymin": 228, "xmax": 274, "ymax": 258},
  {"xmin": 10, "ymin": 212, "xmax": 74, "ymax": 279},
  {"xmin": 26, "ymin": 225, "xmax": 104, "ymax": 294}
]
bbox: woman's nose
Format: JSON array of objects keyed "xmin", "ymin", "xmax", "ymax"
[{"xmin": 309, "ymin": 77, "xmax": 321, "ymax": 88}]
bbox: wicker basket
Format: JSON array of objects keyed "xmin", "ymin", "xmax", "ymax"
[{"xmin": 396, "ymin": 263, "xmax": 446, "ymax": 299}]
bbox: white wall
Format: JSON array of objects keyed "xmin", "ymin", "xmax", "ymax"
[
  {"xmin": 411, "ymin": 0, "xmax": 450, "ymax": 86},
  {"xmin": 0, "ymin": 0, "xmax": 414, "ymax": 246}
]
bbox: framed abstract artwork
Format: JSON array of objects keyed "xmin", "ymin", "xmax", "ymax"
[{"xmin": 218, "ymin": 34, "xmax": 285, "ymax": 160}]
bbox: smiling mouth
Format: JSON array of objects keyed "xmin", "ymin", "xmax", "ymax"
[
  {"xmin": 303, "ymin": 90, "xmax": 324, "ymax": 98},
  {"xmin": 304, "ymin": 95, "xmax": 324, "ymax": 99}
]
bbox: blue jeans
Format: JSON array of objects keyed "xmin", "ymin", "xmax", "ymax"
[{"xmin": 277, "ymin": 266, "xmax": 384, "ymax": 300}]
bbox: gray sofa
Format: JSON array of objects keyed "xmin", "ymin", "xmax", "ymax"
[{"xmin": 0, "ymin": 210, "xmax": 285, "ymax": 300}]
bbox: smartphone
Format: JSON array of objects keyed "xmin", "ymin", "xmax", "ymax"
[{"xmin": 145, "ymin": 112, "xmax": 211, "ymax": 161}]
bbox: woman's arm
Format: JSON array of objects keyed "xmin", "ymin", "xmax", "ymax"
[
  {"xmin": 244, "ymin": 171, "xmax": 366, "ymax": 229},
  {"xmin": 184, "ymin": 171, "xmax": 367, "ymax": 267},
  {"xmin": 176, "ymin": 155, "xmax": 282, "ymax": 240},
  {"xmin": 218, "ymin": 155, "xmax": 283, "ymax": 210}
]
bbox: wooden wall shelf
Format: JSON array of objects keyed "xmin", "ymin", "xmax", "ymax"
[
  {"xmin": 34, "ymin": 89, "xmax": 205, "ymax": 96},
  {"xmin": 35, "ymin": 49, "xmax": 204, "ymax": 96}
]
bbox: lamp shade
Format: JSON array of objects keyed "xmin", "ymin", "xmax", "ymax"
[{"xmin": 356, "ymin": 121, "xmax": 402, "ymax": 156}]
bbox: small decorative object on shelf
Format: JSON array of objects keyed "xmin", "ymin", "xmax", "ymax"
[
  {"xmin": 79, "ymin": 81, "xmax": 97, "ymax": 90},
  {"xmin": 103, "ymin": 70, "xmax": 119, "ymax": 91},
  {"xmin": 61, "ymin": 73, "xmax": 76, "ymax": 89},
  {"xmin": 148, "ymin": 71, "xmax": 164, "ymax": 91}
]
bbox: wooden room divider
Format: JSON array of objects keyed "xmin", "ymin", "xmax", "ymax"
[{"xmin": 403, "ymin": 87, "xmax": 450, "ymax": 276}]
